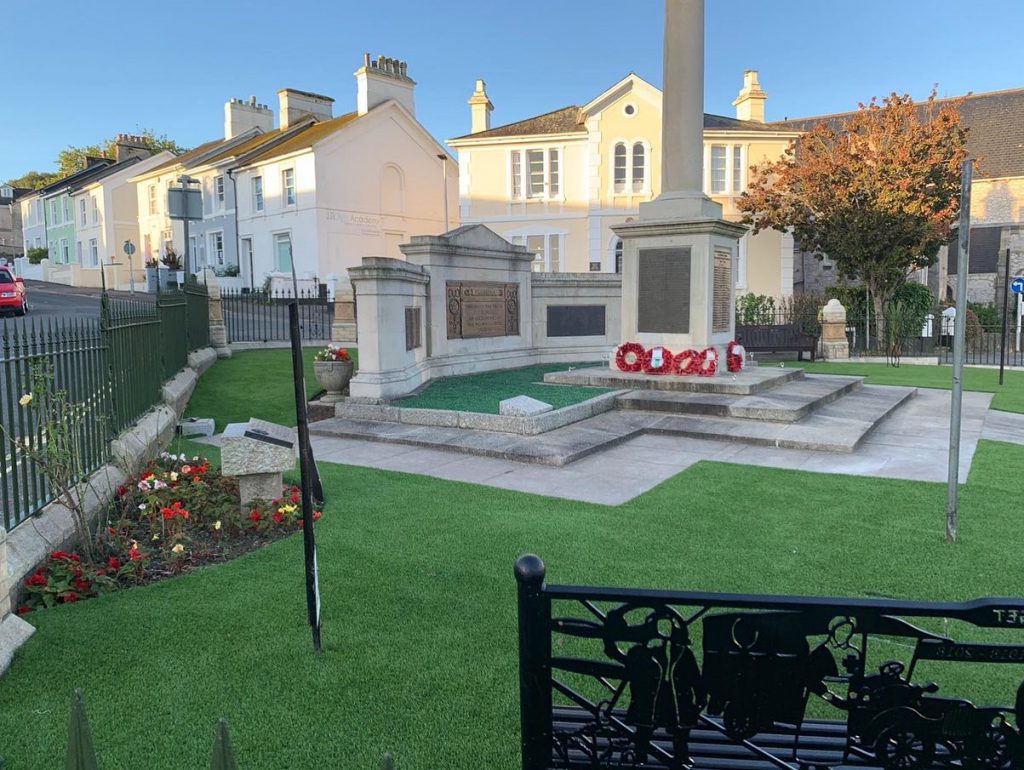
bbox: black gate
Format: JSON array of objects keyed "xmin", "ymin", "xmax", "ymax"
[
  {"xmin": 222, "ymin": 287, "xmax": 333, "ymax": 343},
  {"xmin": 516, "ymin": 555, "xmax": 1024, "ymax": 770}
]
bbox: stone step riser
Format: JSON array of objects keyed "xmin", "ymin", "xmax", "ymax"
[{"xmin": 616, "ymin": 378, "xmax": 863, "ymax": 423}]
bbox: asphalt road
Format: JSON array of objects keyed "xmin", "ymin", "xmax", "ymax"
[{"xmin": 1, "ymin": 281, "xmax": 154, "ymax": 329}]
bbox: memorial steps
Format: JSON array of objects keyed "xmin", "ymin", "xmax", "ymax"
[{"xmin": 309, "ymin": 367, "xmax": 918, "ymax": 466}]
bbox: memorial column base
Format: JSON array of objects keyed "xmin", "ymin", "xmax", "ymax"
[{"xmin": 612, "ymin": 216, "xmax": 747, "ymax": 375}]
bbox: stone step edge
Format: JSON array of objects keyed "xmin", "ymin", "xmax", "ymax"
[
  {"xmin": 616, "ymin": 376, "xmax": 864, "ymax": 423},
  {"xmin": 847, "ymin": 386, "xmax": 918, "ymax": 450},
  {"xmin": 542, "ymin": 366, "xmax": 804, "ymax": 395},
  {"xmin": 308, "ymin": 418, "xmax": 646, "ymax": 467}
]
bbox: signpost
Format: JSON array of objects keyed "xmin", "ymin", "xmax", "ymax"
[
  {"xmin": 1014, "ymin": 276, "xmax": 1024, "ymax": 359},
  {"xmin": 167, "ymin": 176, "xmax": 202, "ymax": 278},
  {"xmin": 123, "ymin": 240, "xmax": 137, "ymax": 294},
  {"xmin": 999, "ymin": 249, "xmax": 1012, "ymax": 385}
]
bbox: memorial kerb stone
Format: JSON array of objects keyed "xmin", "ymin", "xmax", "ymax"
[
  {"xmin": 499, "ymin": 395, "xmax": 553, "ymax": 418},
  {"xmin": 221, "ymin": 419, "xmax": 298, "ymax": 507}
]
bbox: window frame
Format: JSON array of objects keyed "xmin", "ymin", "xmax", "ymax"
[
  {"xmin": 611, "ymin": 141, "xmax": 648, "ymax": 196},
  {"xmin": 88, "ymin": 238, "xmax": 98, "ymax": 268},
  {"xmin": 710, "ymin": 145, "xmax": 727, "ymax": 194},
  {"xmin": 282, "ymin": 168, "xmax": 296, "ymax": 206},
  {"xmin": 273, "ymin": 232, "xmax": 293, "ymax": 273},
  {"xmin": 148, "ymin": 184, "xmax": 157, "ymax": 216},
  {"xmin": 253, "ymin": 175, "xmax": 264, "ymax": 212},
  {"xmin": 210, "ymin": 231, "xmax": 224, "ymax": 267},
  {"xmin": 79, "ymin": 198, "xmax": 87, "ymax": 226},
  {"xmin": 509, "ymin": 148, "xmax": 562, "ymax": 202},
  {"xmin": 215, "ymin": 175, "xmax": 225, "ymax": 208}
]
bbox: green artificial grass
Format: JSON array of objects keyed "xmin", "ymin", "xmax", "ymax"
[
  {"xmin": 795, "ymin": 361, "xmax": 1024, "ymax": 414},
  {"xmin": 183, "ymin": 348, "xmax": 341, "ymax": 431},
  {"xmin": 396, "ymin": 364, "xmax": 611, "ymax": 413},
  {"xmin": 3, "ymin": 433, "xmax": 1024, "ymax": 769}
]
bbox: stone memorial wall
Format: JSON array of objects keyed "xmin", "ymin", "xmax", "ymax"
[{"xmin": 347, "ymin": 225, "xmax": 623, "ymax": 401}]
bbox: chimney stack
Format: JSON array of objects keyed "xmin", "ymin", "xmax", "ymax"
[
  {"xmin": 224, "ymin": 96, "xmax": 275, "ymax": 139},
  {"xmin": 733, "ymin": 70, "xmax": 767, "ymax": 123},
  {"xmin": 114, "ymin": 134, "xmax": 152, "ymax": 162},
  {"xmin": 356, "ymin": 53, "xmax": 416, "ymax": 117},
  {"xmin": 468, "ymin": 80, "xmax": 494, "ymax": 134},
  {"xmin": 277, "ymin": 89, "xmax": 334, "ymax": 129}
]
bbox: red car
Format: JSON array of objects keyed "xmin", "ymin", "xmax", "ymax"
[{"xmin": 0, "ymin": 267, "xmax": 28, "ymax": 316}]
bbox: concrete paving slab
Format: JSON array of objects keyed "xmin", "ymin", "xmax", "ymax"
[{"xmin": 982, "ymin": 410, "xmax": 1024, "ymax": 446}]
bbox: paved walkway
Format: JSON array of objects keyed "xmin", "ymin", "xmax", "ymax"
[
  {"xmin": 292, "ymin": 387, "xmax": 998, "ymax": 506},
  {"xmin": 982, "ymin": 409, "xmax": 1024, "ymax": 446}
]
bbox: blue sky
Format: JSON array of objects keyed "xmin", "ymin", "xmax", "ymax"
[{"xmin": 4, "ymin": 0, "xmax": 1023, "ymax": 181}]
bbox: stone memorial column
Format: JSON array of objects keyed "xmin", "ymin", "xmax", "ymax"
[
  {"xmin": 820, "ymin": 299, "xmax": 849, "ymax": 359},
  {"xmin": 612, "ymin": 0, "xmax": 746, "ymax": 371}
]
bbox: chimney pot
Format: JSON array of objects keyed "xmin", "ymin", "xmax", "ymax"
[
  {"xmin": 468, "ymin": 79, "xmax": 494, "ymax": 134},
  {"xmin": 733, "ymin": 69, "xmax": 767, "ymax": 123}
]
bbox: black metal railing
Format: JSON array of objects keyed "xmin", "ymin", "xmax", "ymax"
[
  {"xmin": 222, "ymin": 287, "xmax": 333, "ymax": 343},
  {"xmin": 1, "ymin": 289, "xmax": 211, "ymax": 530},
  {"xmin": 515, "ymin": 555, "xmax": 1024, "ymax": 770}
]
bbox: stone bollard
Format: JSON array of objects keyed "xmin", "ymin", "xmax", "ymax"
[
  {"xmin": 204, "ymin": 269, "xmax": 232, "ymax": 359},
  {"xmin": 331, "ymin": 289, "xmax": 357, "ymax": 343},
  {"xmin": 221, "ymin": 419, "xmax": 297, "ymax": 508},
  {"xmin": 820, "ymin": 299, "xmax": 849, "ymax": 360}
]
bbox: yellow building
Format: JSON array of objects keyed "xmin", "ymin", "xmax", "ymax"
[{"xmin": 448, "ymin": 71, "xmax": 802, "ymax": 299}]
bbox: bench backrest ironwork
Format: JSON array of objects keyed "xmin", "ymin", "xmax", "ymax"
[
  {"xmin": 735, "ymin": 323, "xmax": 817, "ymax": 350},
  {"xmin": 514, "ymin": 555, "xmax": 1024, "ymax": 770}
]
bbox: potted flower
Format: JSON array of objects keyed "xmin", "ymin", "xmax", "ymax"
[
  {"xmin": 313, "ymin": 346, "xmax": 354, "ymax": 399},
  {"xmin": 160, "ymin": 249, "xmax": 183, "ymax": 289}
]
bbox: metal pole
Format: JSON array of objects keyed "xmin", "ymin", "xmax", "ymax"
[
  {"xmin": 437, "ymin": 154, "xmax": 449, "ymax": 232},
  {"xmin": 1017, "ymin": 291, "xmax": 1022, "ymax": 354},
  {"xmin": 946, "ymin": 159, "xmax": 972, "ymax": 544},
  {"xmin": 1000, "ymin": 248, "xmax": 1010, "ymax": 385},
  {"xmin": 289, "ymin": 301, "xmax": 322, "ymax": 653}
]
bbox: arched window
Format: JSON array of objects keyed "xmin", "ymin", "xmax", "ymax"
[
  {"xmin": 613, "ymin": 143, "xmax": 627, "ymax": 194},
  {"xmin": 632, "ymin": 143, "xmax": 646, "ymax": 192},
  {"xmin": 614, "ymin": 238, "xmax": 623, "ymax": 274}
]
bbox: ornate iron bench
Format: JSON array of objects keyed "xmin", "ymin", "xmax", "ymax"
[
  {"xmin": 736, "ymin": 323, "xmax": 818, "ymax": 362},
  {"xmin": 514, "ymin": 555, "xmax": 1024, "ymax": 770}
]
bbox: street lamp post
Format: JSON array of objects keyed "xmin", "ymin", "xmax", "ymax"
[{"xmin": 437, "ymin": 154, "xmax": 449, "ymax": 233}]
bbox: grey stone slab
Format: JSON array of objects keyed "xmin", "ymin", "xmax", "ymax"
[
  {"xmin": 399, "ymin": 408, "xmax": 460, "ymax": 428},
  {"xmin": 544, "ymin": 366, "xmax": 802, "ymax": 395},
  {"xmin": 499, "ymin": 395, "xmax": 553, "ymax": 417},
  {"xmin": 982, "ymin": 410, "xmax": 1024, "ymax": 446}
]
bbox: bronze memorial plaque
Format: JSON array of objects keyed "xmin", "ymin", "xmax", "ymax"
[
  {"xmin": 637, "ymin": 248, "xmax": 691, "ymax": 334},
  {"xmin": 446, "ymin": 281, "xmax": 520, "ymax": 339}
]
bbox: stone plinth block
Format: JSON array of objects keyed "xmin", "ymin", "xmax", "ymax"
[
  {"xmin": 820, "ymin": 299, "xmax": 849, "ymax": 359},
  {"xmin": 178, "ymin": 417, "xmax": 215, "ymax": 437},
  {"xmin": 499, "ymin": 395, "xmax": 553, "ymax": 417},
  {"xmin": 221, "ymin": 419, "xmax": 297, "ymax": 509},
  {"xmin": 238, "ymin": 472, "xmax": 285, "ymax": 506}
]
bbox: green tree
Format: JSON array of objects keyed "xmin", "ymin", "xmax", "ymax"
[
  {"xmin": 55, "ymin": 129, "xmax": 188, "ymax": 176},
  {"xmin": 5, "ymin": 170, "xmax": 61, "ymax": 189},
  {"xmin": 738, "ymin": 89, "xmax": 970, "ymax": 339}
]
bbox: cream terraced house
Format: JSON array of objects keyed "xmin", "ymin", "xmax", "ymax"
[{"xmin": 448, "ymin": 71, "xmax": 802, "ymax": 299}]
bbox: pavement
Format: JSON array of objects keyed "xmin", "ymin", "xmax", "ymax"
[{"xmin": 198, "ymin": 385, "xmax": 1011, "ymax": 506}]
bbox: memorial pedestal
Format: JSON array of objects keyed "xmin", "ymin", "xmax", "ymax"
[{"xmin": 612, "ymin": 216, "xmax": 747, "ymax": 372}]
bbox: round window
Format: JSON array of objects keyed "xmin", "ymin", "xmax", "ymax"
[{"xmin": 624, "ymin": 104, "xmax": 637, "ymax": 116}]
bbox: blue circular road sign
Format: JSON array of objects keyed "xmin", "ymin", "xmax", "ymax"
[{"xmin": 1012, "ymin": 277, "xmax": 1024, "ymax": 295}]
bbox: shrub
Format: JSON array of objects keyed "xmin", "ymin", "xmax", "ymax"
[
  {"xmin": 26, "ymin": 246, "xmax": 48, "ymax": 264},
  {"xmin": 968, "ymin": 302, "xmax": 1000, "ymax": 330},
  {"xmin": 735, "ymin": 293, "xmax": 776, "ymax": 325},
  {"xmin": 778, "ymin": 294, "xmax": 824, "ymax": 335}
]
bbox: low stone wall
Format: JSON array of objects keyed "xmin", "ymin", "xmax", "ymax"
[
  {"xmin": 338, "ymin": 390, "xmax": 623, "ymax": 436},
  {"xmin": 0, "ymin": 346, "xmax": 217, "ymax": 677}
]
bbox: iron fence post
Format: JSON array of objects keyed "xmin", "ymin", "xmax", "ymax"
[{"xmin": 515, "ymin": 555, "xmax": 552, "ymax": 770}]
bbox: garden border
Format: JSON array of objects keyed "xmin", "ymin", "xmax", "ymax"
[
  {"xmin": 0, "ymin": 347, "xmax": 217, "ymax": 677},
  {"xmin": 334, "ymin": 390, "xmax": 628, "ymax": 436}
]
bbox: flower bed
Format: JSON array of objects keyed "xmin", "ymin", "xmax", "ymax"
[{"xmin": 16, "ymin": 451, "xmax": 320, "ymax": 615}]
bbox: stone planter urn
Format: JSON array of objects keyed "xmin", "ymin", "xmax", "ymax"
[{"xmin": 314, "ymin": 359, "xmax": 354, "ymax": 401}]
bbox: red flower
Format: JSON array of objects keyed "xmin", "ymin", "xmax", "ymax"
[
  {"xmin": 108, "ymin": 557, "xmax": 122, "ymax": 571},
  {"xmin": 290, "ymin": 493, "xmax": 300, "ymax": 504},
  {"xmin": 117, "ymin": 486, "xmax": 128, "ymax": 498},
  {"xmin": 313, "ymin": 511, "xmax": 322, "ymax": 521},
  {"xmin": 72, "ymin": 578, "xmax": 91, "ymax": 592},
  {"xmin": 193, "ymin": 476, "xmax": 202, "ymax": 484},
  {"xmin": 272, "ymin": 499, "xmax": 280, "ymax": 506},
  {"xmin": 16, "ymin": 605, "xmax": 31, "ymax": 616},
  {"xmin": 129, "ymin": 548, "xmax": 143, "ymax": 561},
  {"xmin": 62, "ymin": 592, "xmax": 81, "ymax": 603},
  {"xmin": 250, "ymin": 510, "xmax": 261, "ymax": 523},
  {"xmin": 141, "ymin": 471, "xmax": 155, "ymax": 481},
  {"xmin": 291, "ymin": 486, "xmax": 300, "ymax": 494},
  {"xmin": 272, "ymin": 512, "xmax": 284, "ymax": 524},
  {"xmin": 26, "ymin": 571, "xmax": 48, "ymax": 587},
  {"xmin": 50, "ymin": 550, "xmax": 73, "ymax": 561},
  {"xmin": 297, "ymin": 519, "xmax": 304, "ymax": 528},
  {"xmin": 162, "ymin": 502, "xmax": 190, "ymax": 520}
]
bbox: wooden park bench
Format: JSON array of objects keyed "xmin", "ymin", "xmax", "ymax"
[
  {"xmin": 735, "ymin": 323, "xmax": 818, "ymax": 362},
  {"xmin": 514, "ymin": 555, "xmax": 1024, "ymax": 770}
]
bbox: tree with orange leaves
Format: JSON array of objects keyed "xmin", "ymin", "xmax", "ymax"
[{"xmin": 738, "ymin": 90, "xmax": 971, "ymax": 332}]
